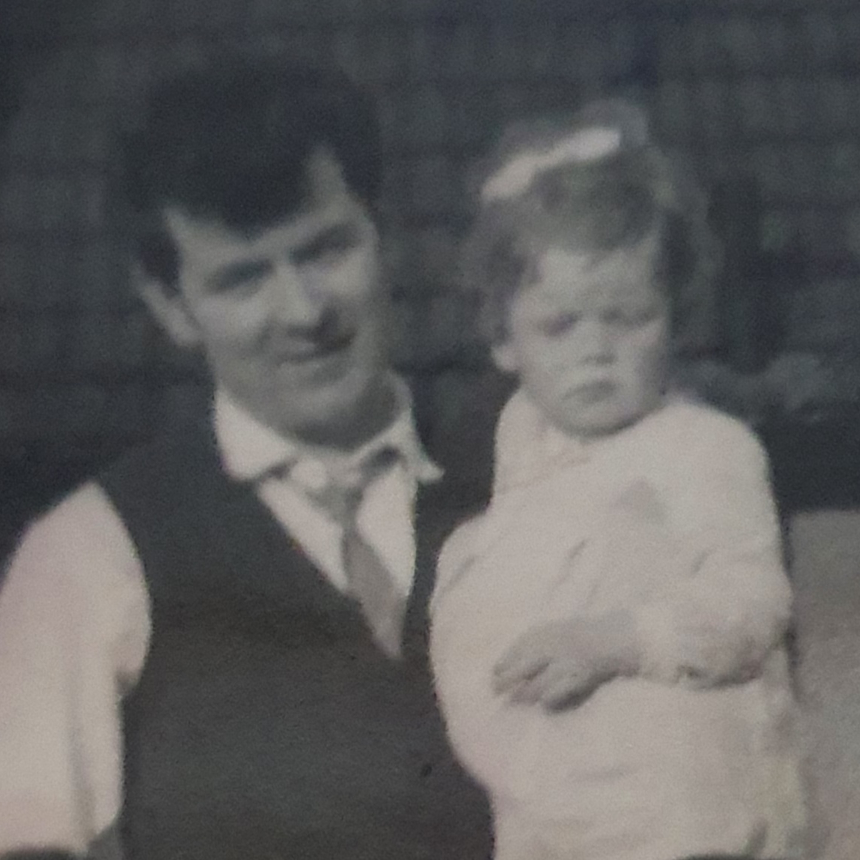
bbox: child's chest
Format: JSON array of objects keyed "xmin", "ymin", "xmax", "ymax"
[{"xmin": 463, "ymin": 461, "xmax": 680, "ymax": 621}]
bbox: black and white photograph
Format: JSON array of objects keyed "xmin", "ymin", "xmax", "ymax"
[{"xmin": 1, "ymin": 2, "xmax": 859, "ymax": 859}]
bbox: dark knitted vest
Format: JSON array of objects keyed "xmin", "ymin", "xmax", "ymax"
[{"xmin": 98, "ymin": 413, "xmax": 492, "ymax": 860}]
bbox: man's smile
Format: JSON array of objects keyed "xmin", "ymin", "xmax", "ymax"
[{"xmin": 274, "ymin": 329, "xmax": 356, "ymax": 364}]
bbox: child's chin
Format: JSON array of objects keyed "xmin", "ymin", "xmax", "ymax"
[{"xmin": 564, "ymin": 406, "xmax": 651, "ymax": 439}]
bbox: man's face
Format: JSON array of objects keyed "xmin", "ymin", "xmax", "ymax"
[
  {"xmin": 148, "ymin": 150, "xmax": 393, "ymax": 448},
  {"xmin": 493, "ymin": 235, "xmax": 670, "ymax": 439}
]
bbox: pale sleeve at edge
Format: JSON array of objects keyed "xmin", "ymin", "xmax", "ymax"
[{"xmin": 0, "ymin": 483, "xmax": 150, "ymax": 855}]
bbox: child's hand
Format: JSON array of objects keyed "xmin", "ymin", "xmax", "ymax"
[{"xmin": 492, "ymin": 613, "xmax": 640, "ymax": 710}]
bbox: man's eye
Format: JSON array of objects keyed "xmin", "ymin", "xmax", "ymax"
[
  {"xmin": 210, "ymin": 261, "xmax": 271, "ymax": 293},
  {"xmin": 314, "ymin": 238, "xmax": 356, "ymax": 263},
  {"xmin": 294, "ymin": 225, "xmax": 361, "ymax": 267}
]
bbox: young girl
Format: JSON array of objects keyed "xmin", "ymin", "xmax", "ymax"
[{"xmin": 429, "ymin": 101, "xmax": 810, "ymax": 860}]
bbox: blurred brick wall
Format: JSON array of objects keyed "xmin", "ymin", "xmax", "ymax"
[{"xmin": 2, "ymin": 0, "xmax": 860, "ymax": 534}]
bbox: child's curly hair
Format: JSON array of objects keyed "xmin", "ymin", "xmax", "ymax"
[{"xmin": 461, "ymin": 99, "xmax": 721, "ymax": 357}]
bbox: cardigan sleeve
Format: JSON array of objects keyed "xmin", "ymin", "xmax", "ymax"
[
  {"xmin": 630, "ymin": 410, "xmax": 792, "ymax": 686},
  {"xmin": 0, "ymin": 483, "xmax": 150, "ymax": 857},
  {"xmin": 430, "ymin": 515, "xmax": 486, "ymax": 620}
]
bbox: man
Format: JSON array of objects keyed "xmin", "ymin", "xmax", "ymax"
[{"xmin": 0, "ymin": 56, "xmax": 492, "ymax": 860}]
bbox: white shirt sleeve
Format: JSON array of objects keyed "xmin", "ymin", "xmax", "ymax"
[
  {"xmin": 0, "ymin": 483, "xmax": 150, "ymax": 855},
  {"xmin": 632, "ymin": 412, "xmax": 793, "ymax": 686}
]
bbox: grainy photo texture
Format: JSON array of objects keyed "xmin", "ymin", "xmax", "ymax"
[{"xmin": 0, "ymin": 3, "xmax": 859, "ymax": 860}]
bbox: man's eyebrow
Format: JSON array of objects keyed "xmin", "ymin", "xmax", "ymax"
[{"xmin": 290, "ymin": 221, "xmax": 361, "ymax": 264}]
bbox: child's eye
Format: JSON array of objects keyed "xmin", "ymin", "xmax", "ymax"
[
  {"xmin": 537, "ymin": 313, "xmax": 579, "ymax": 336},
  {"xmin": 603, "ymin": 305, "xmax": 658, "ymax": 326}
]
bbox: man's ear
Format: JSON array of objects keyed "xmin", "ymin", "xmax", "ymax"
[
  {"xmin": 491, "ymin": 340, "xmax": 520, "ymax": 375},
  {"xmin": 133, "ymin": 263, "xmax": 201, "ymax": 349}
]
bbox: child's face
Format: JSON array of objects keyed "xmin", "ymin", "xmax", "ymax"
[{"xmin": 493, "ymin": 234, "xmax": 669, "ymax": 439}]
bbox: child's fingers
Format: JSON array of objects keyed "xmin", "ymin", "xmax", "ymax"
[
  {"xmin": 538, "ymin": 664, "xmax": 590, "ymax": 709},
  {"xmin": 493, "ymin": 637, "xmax": 550, "ymax": 693},
  {"xmin": 508, "ymin": 662, "xmax": 585, "ymax": 706},
  {"xmin": 492, "ymin": 653, "xmax": 548, "ymax": 694},
  {"xmin": 506, "ymin": 671, "xmax": 550, "ymax": 704}
]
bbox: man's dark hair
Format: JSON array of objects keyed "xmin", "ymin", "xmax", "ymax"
[{"xmin": 114, "ymin": 54, "xmax": 382, "ymax": 289}]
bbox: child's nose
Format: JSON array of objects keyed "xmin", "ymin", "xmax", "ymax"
[{"xmin": 577, "ymin": 318, "xmax": 614, "ymax": 363}]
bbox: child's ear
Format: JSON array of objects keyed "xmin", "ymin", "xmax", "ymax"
[
  {"xmin": 491, "ymin": 340, "xmax": 520, "ymax": 374},
  {"xmin": 133, "ymin": 263, "xmax": 201, "ymax": 349}
]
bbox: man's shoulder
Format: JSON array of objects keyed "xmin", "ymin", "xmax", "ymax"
[
  {"xmin": 4, "ymin": 480, "xmax": 151, "ymax": 700},
  {"xmin": 15, "ymin": 415, "xmax": 214, "ymax": 563},
  {"xmin": 102, "ymin": 412, "xmax": 214, "ymax": 477},
  {"xmin": 12, "ymin": 480, "xmax": 134, "ymax": 576},
  {"xmin": 32, "ymin": 479, "xmax": 119, "ymax": 530},
  {"xmin": 97, "ymin": 411, "xmax": 220, "ymax": 506}
]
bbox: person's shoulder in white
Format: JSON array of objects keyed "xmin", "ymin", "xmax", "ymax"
[
  {"xmin": 431, "ymin": 514, "xmax": 487, "ymax": 618},
  {"xmin": 645, "ymin": 395, "xmax": 769, "ymax": 466},
  {"xmin": 3, "ymin": 481, "xmax": 150, "ymax": 681},
  {"xmin": 0, "ymin": 481, "xmax": 149, "ymax": 854},
  {"xmin": 653, "ymin": 396, "xmax": 760, "ymax": 447},
  {"xmin": 0, "ymin": 481, "xmax": 149, "ymax": 677},
  {"xmin": 621, "ymin": 395, "xmax": 782, "ymax": 574}
]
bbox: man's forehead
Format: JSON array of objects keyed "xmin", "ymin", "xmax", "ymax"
[{"xmin": 163, "ymin": 147, "xmax": 366, "ymax": 254}]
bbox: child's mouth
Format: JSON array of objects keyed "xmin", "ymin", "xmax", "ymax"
[{"xmin": 569, "ymin": 380, "xmax": 616, "ymax": 403}]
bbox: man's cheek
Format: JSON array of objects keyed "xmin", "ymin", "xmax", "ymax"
[{"xmin": 201, "ymin": 301, "xmax": 267, "ymax": 341}]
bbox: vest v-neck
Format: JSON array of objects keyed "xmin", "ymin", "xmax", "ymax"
[
  {"xmin": 102, "ymin": 411, "xmax": 441, "ymax": 649},
  {"xmin": 98, "ymin": 410, "xmax": 493, "ymax": 860}
]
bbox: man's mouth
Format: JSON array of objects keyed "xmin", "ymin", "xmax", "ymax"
[{"xmin": 275, "ymin": 331, "xmax": 356, "ymax": 364}]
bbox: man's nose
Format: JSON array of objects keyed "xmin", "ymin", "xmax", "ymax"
[
  {"xmin": 577, "ymin": 318, "xmax": 614, "ymax": 363},
  {"xmin": 267, "ymin": 262, "xmax": 326, "ymax": 328}
]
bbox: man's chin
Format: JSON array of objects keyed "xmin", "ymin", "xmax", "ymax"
[
  {"xmin": 274, "ymin": 344, "xmax": 356, "ymax": 384},
  {"xmin": 275, "ymin": 376, "xmax": 397, "ymax": 449}
]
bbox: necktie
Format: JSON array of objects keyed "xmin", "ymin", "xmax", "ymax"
[{"xmin": 313, "ymin": 449, "xmax": 406, "ymax": 659}]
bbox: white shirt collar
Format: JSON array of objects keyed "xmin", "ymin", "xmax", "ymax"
[
  {"xmin": 493, "ymin": 389, "xmax": 588, "ymax": 493},
  {"xmin": 214, "ymin": 379, "xmax": 442, "ymax": 487},
  {"xmin": 493, "ymin": 388, "xmax": 685, "ymax": 494}
]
